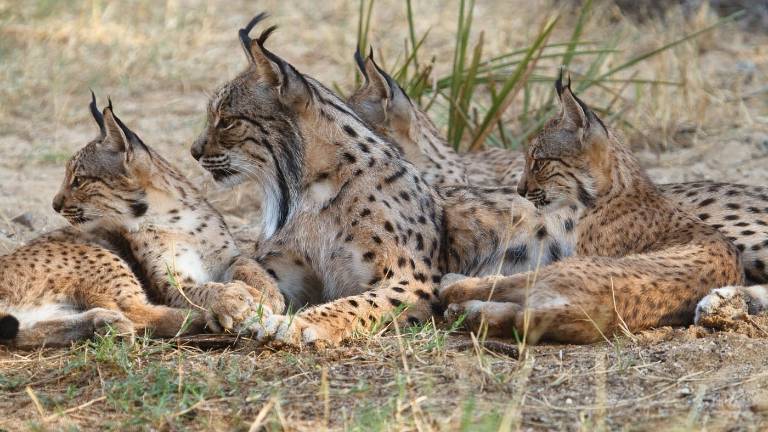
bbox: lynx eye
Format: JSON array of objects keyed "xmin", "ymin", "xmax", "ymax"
[
  {"xmin": 531, "ymin": 160, "xmax": 543, "ymax": 173},
  {"xmin": 217, "ymin": 117, "xmax": 236, "ymax": 130},
  {"xmin": 71, "ymin": 176, "xmax": 82, "ymax": 189}
]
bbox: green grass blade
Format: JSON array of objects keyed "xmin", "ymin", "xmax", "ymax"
[
  {"xmin": 561, "ymin": 0, "xmax": 592, "ymax": 67},
  {"xmin": 584, "ymin": 10, "xmax": 744, "ymax": 90},
  {"xmin": 468, "ymin": 15, "xmax": 559, "ymax": 151}
]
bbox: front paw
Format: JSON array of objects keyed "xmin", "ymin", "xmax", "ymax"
[
  {"xmin": 445, "ymin": 300, "xmax": 521, "ymax": 338},
  {"xmin": 88, "ymin": 308, "xmax": 136, "ymax": 344},
  {"xmin": 204, "ymin": 281, "xmax": 272, "ymax": 333},
  {"xmin": 694, "ymin": 286, "xmax": 747, "ymax": 326},
  {"xmin": 255, "ymin": 314, "xmax": 338, "ymax": 347}
]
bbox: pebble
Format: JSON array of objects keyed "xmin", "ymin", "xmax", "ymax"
[{"xmin": 11, "ymin": 212, "xmax": 35, "ymax": 230}]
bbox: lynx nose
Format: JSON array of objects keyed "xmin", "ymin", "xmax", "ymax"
[
  {"xmin": 191, "ymin": 145, "xmax": 203, "ymax": 161},
  {"xmin": 52, "ymin": 194, "xmax": 64, "ymax": 213},
  {"xmin": 191, "ymin": 135, "xmax": 206, "ymax": 161},
  {"xmin": 517, "ymin": 182, "xmax": 528, "ymax": 198}
]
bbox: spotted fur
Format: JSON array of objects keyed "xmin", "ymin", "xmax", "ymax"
[
  {"xmin": 0, "ymin": 97, "xmax": 282, "ymax": 349},
  {"xmin": 348, "ymin": 54, "xmax": 768, "ymax": 283},
  {"xmin": 191, "ymin": 15, "xmax": 575, "ymax": 346},
  {"xmin": 439, "ymin": 74, "xmax": 744, "ymax": 344}
]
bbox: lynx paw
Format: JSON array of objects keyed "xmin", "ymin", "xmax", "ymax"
[
  {"xmin": 88, "ymin": 308, "xmax": 136, "ymax": 344},
  {"xmin": 255, "ymin": 314, "xmax": 338, "ymax": 347},
  {"xmin": 694, "ymin": 286, "xmax": 747, "ymax": 326},
  {"xmin": 204, "ymin": 281, "xmax": 272, "ymax": 333},
  {"xmin": 445, "ymin": 300, "xmax": 521, "ymax": 337}
]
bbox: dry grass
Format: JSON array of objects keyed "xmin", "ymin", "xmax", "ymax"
[
  {"xmin": 1, "ymin": 0, "xmax": 768, "ymax": 430},
  {"xmin": 2, "ymin": 327, "xmax": 768, "ymax": 430}
]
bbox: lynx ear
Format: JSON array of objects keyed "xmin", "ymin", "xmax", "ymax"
[
  {"xmin": 359, "ymin": 50, "xmax": 413, "ymax": 130},
  {"xmin": 356, "ymin": 48, "xmax": 392, "ymax": 101},
  {"xmin": 101, "ymin": 100, "xmax": 146, "ymax": 164},
  {"xmin": 555, "ymin": 69, "xmax": 587, "ymax": 132},
  {"xmin": 239, "ymin": 14, "xmax": 312, "ymax": 110},
  {"xmin": 351, "ymin": 48, "xmax": 392, "ymax": 125}
]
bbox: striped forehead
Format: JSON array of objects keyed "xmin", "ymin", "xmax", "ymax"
[{"xmin": 210, "ymin": 86, "xmax": 232, "ymax": 113}]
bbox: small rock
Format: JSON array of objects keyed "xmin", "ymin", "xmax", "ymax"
[
  {"xmin": 565, "ymin": 398, "xmax": 573, "ymax": 405},
  {"xmin": 750, "ymin": 395, "xmax": 768, "ymax": 413},
  {"xmin": 11, "ymin": 212, "xmax": 34, "ymax": 230}
]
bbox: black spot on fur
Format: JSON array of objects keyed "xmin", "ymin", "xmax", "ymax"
[
  {"xmin": 342, "ymin": 152, "xmax": 356, "ymax": 163},
  {"xmin": 414, "ymin": 289, "xmax": 431, "ymax": 300},
  {"xmin": 536, "ymin": 226, "xmax": 547, "ymax": 239},
  {"xmin": 548, "ymin": 242, "xmax": 562, "ymax": 262},
  {"xmin": 342, "ymin": 125, "xmax": 358, "ymax": 138},
  {"xmin": 564, "ymin": 219, "xmax": 575, "ymax": 232},
  {"xmin": 130, "ymin": 201, "xmax": 148, "ymax": 217},
  {"xmin": 505, "ymin": 244, "xmax": 528, "ymax": 265}
]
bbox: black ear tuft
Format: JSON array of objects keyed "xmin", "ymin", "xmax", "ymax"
[
  {"xmin": 555, "ymin": 67, "xmax": 564, "ymax": 96},
  {"xmin": 239, "ymin": 12, "xmax": 270, "ymax": 54},
  {"xmin": 257, "ymin": 25, "xmax": 278, "ymax": 45},
  {"xmin": 89, "ymin": 89, "xmax": 105, "ymax": 136},
  {"xmin": 354, "ymin": 46, "xmax": 367, "ymax": 79},
  {"xmin": 555, "ymin": 66, "xmax": 573, "ymax": 97}
]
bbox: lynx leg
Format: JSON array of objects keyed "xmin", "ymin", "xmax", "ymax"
[
  {"xmin": 86, "ymin": 277, "xmax": 207, "ymax": 338},
  {"xmin": 10, "ymin": 307, "xmax": 134, "ymax": 349},
  {"xmin": 439, "ymin": 273, "xmax": 531, "ymax": 305}
]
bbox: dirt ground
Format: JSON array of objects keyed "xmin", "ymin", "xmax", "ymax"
[{"xmin": 1, "ymin": 0, "xmax": 768, "ymax": 430}]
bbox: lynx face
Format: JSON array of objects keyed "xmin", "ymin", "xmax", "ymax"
[
  {"xmin": 52, "ymin": 96, "xmax": 150, "ymax": 228},
  {"xmin": 190, "ymin": 76, "xmax": 303, "ymax": 189},
  {"xmin": 517, "ymin": 77, "xmax": 606, "ymax": 210},
  {"xmin": 191, "ymin": 14, "xmax": 338, "ymax": 238}
]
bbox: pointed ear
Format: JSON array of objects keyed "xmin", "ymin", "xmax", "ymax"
[
  {"xmin": 239, "ymin": 14, "xmax": 311, "ymax": 110},
  {"xmin": 101, "ymin": 100, "xmax": 144, "ymax": 164},
  {"xmin": 365, "ymin": 50, "xmax": 412, "ymax": 129},
  {"xmin": 555, "ymin": 70, "xmax": 587, "ymax": 131},
  {"xmin": 358, "ymin": 48, "xmax": 392, "ymax": 102},
  {"xmin": 351, "ymin": 49, "xmax": 392, "ymax": 125}
]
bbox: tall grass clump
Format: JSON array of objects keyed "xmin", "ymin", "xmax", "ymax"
[{"xmin": 356, "ymin": 0, "xmax": 744, "ymax": 152}]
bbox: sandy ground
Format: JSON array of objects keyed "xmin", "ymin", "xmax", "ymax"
[{"xmin": 1, "ymin": 1, "xmax": 768, "ymax": 430}]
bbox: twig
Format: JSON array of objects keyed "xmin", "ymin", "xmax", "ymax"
[
  {"xmin": 26, "ymin": 386, "xmax": 46, "ymax": 418},
  {"xmin": 248, "ymin": 397, "xmax": 276, "ymax": 432},
  {"xmin": 43, "ymin": 396, "xmax": 106, "ymax": 422}
]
